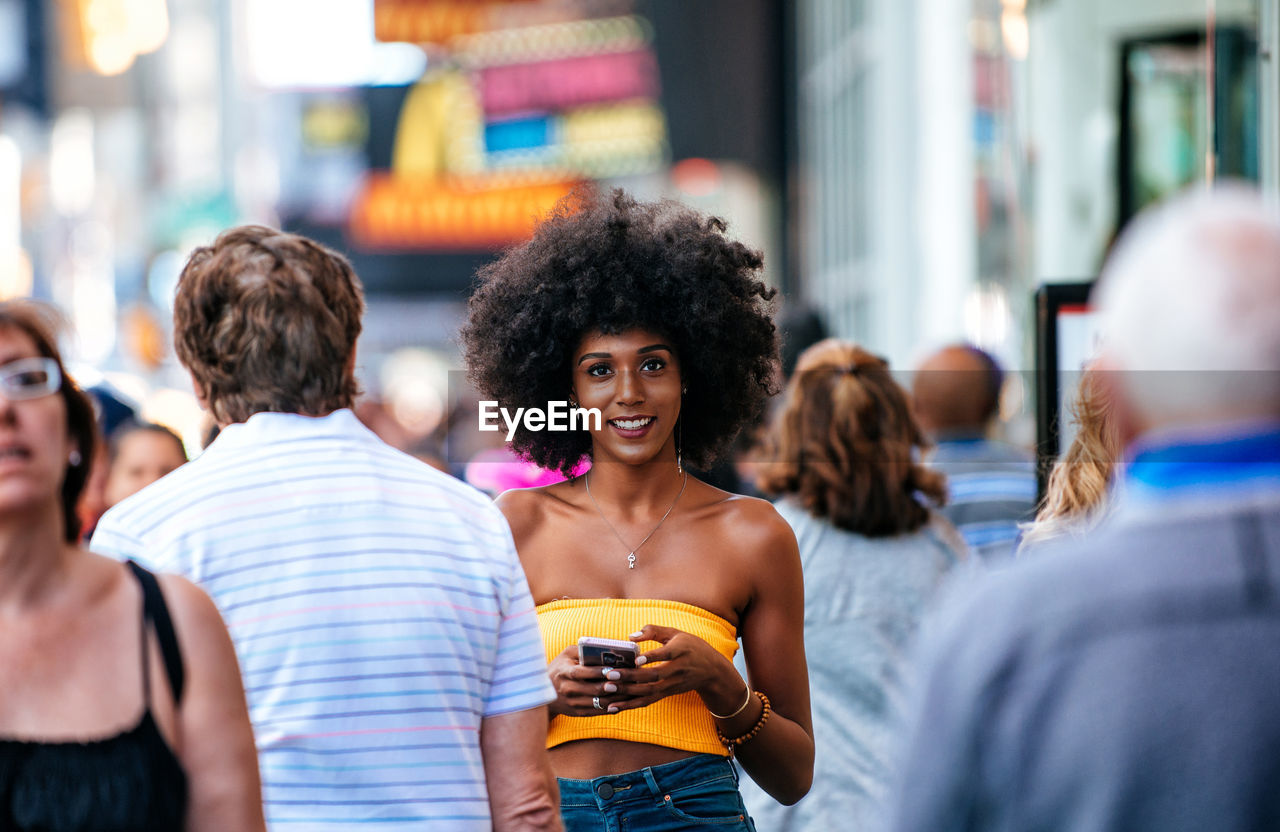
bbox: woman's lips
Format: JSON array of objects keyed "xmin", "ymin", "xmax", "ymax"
[{"xmin": 607, "ymin": 416, "xmax": 656, "ymax": 439}]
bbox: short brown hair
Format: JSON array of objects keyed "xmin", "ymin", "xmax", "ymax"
[
  {"xmin": 174, "ymin": 226, "xmax": 365, "ymax": 424},
  {"xmin": 758, "ymin": 339, "xmax": 946, "ymax": 537},
  {"xmin": 0, "ymin": 301, "xmax": 98, "ymax": 543}
]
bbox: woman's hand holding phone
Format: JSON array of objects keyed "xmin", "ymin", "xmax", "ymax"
[
  {"xmin": 547, "ymin": 626, "xmax": 745, "ymax": 717},
  {"xmin": 604, "ymin": 624, "xmax": 746, "ymax": 716},
  {"xmin": 546, "ymin": 643, "xmax": 631, "ymax": 717}
]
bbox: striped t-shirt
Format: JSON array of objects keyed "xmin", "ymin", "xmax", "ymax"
[
  {"xmin": 92, "ymin": 409, "xmax": 554, "ymax": 830},
  {"xmin": 927, "ymin": 436, "xmax": 1038, "ymax": 563}
]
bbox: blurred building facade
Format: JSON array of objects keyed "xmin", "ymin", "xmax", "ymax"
[{"xmin": 792, "ymin": 0, "xmax": 1275, "ymax": 375}]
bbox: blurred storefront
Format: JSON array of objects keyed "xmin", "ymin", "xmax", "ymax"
[{"xmin": 789, "ymin": 0, "xmax": 1278, "ymax": 379}]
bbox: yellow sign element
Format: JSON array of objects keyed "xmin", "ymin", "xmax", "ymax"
[
  {"xmin": 349, "ymin": 174, "xmax": 584, "ymax": 250},
  {"xmin": 392, "ymin": 72, "xmax": 484, "ymax": 178},
  {"xmin": 452, "ymin": 15, "xmax": 652, "ymax": 67},
  {"xmin": 302, "ymin": 101, "xmax": 370, "ymax": 151}
]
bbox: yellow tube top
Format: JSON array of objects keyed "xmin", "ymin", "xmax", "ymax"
[{"xmin": 536, "ymin": 598, "xmax": 739, "ymax": 757}]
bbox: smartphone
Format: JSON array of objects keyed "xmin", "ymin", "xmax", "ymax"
[{"xmin": 577, "ymin": 636, "xmax": 638, "ymax": 669}]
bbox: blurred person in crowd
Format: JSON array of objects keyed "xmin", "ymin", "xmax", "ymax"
[
  {"xmin": 739, "ymin": 339, "xmax": 966, "ymax": 831},
  {"xmin": 776, "ymin": 304, "xmax": 829, "ymax": 379},
  {"xmin": 74, "ymin": 429, "xmax": 109, "ymax": 541},
  {"xmin": 912, "ymin": 344, "xmax": 1037, "ymax": 562},
  {"xmin": 92, "ymin": 227, "xmax": 561, "ymax": 832},
  {"xmin": 75, "ymin": 385, "xmax": 138, "ymax": 540},
  {"xmin": 1018, "ymin": 367, "xmax": 1123, "ymax": 552},
  {"xmin": 463, "ymin": 190, "xmax": 814, "ymax": 832},
  {"xmin": 102, "ymin": 421, "xmax": 189, "ymax": 509},
  {"xmin": 0, "ymin": 301, "xmax": 264, "ymax": 832},
  {"xmin": 887, "ymin": 186, "xmax": 1280, "ymax": 832}
]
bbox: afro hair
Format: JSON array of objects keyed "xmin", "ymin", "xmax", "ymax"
[{"xmin": 462, "ymin": 189, "xmax": 779, "ymax": 476}]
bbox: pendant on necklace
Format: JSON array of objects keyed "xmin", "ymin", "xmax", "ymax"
[{"xmin": 627, "ymin": 552, "xmax": 636, "ymax": 569}]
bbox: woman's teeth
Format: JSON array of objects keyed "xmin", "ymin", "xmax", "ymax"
[{"xmin": 610, "ymin": 417, "xmax": 653, "ymax": 430}]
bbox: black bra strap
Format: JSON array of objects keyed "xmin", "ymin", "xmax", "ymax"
[{"xmin": 126, "ymin": 561, "xmax": 186, "ymax": 706}]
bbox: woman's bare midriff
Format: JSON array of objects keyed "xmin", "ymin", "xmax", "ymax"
[{"xmin": 549, "ymin": 739, "xmax": 706, "ymax": 780}]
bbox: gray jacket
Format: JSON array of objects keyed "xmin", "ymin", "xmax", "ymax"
[{"xmin": 887, "ymin": 492, "xmax": 1280, "ymax": 832}]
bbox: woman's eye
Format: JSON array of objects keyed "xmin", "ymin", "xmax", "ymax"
[
  {"xmin": 640, "ymin": 358, "xmax": 666, "ymax": 372},
  {"xmin": 586, "ymin": 363, "xmax": 612, "ymax": 377}
]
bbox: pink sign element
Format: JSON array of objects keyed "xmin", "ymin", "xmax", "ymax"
[
  {"xmin": 465, "ymin": 446, "xmax": 591, "ymax": 495},
  {"xmin": 479, "ymin": 50, "xmax": 659, "ymax": 116}
]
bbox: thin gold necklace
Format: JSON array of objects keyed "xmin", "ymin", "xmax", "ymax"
[{"xmin": 584, "ymin": 471, "xmax": 689, "ymax": 569}]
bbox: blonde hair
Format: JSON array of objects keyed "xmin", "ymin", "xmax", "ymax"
[
  {"xmin": 1021, "ymin": 369, "xmax": 1122, "ymax": 548},
  {"xmin": 757, "ymin": 339, "xmax": 946, "ymax": 537}
]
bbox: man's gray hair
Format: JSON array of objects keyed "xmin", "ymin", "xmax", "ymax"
[{"xmin": 1095, "ymin": 184, "xmax": 1280, "ymax": 423}]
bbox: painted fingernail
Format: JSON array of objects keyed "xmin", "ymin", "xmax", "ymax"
[
  {"xmin": 606, "ymin": 670, "xmax": 622, "ymax": 681},
  {"xmin": 629, "ymin": 631, "xmax": 644, "ymax": 639},
  {"xmin": 603, "ymin": 683, "xmax": 618, "ymax": 693},
  {"xmin": 635, "ymin": 656, "xmax": 648, "ymax": 666},
  {"xmin": 607, "ymin": 705, "xmax": 619, "ymax": 713}
]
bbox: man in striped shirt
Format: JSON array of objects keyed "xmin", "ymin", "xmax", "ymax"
[
  {"xmin": 912, "ymin": 344, "xmax": 1038, "ymax": 563},
  {"xmin": 93, "ymin": 227, "xmax": 561, "ymax": 831}
]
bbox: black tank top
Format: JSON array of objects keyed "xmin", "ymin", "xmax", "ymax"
[{"xmin": 0, "ymin": 561, "xmax": 189, "ymax": 831}]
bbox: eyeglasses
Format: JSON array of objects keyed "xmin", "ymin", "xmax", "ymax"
[{"xmin": 0, "ymin": 357, "xmax": 62, "ymax": 401}]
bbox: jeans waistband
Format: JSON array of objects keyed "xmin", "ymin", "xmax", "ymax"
[{"xmin": 558, "ymin": 754, "xmax": 738, "ymax": 808}]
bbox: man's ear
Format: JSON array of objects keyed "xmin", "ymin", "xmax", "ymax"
[
  {"xmin": 1092, "ymin": 353, "xmax": 1142, "ymax": 455},
  {"xmin": 189, "ymin": 375, "xmax": 220, "ymax": 427}
]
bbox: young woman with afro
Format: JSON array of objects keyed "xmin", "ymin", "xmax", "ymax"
[{"xmin": 462, "ymin": 190, "xmax": 813, "ymax": 831}]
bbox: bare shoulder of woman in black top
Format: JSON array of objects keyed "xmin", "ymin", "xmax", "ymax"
[{"xmin": 0, "ymin": 301, "xmax": 265, "ymax": 832}]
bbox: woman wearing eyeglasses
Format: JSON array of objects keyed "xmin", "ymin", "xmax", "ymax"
[
  {"xmin": 463, "ymin": 191, "xmax": 814, "ymax": 831},
  {"xmin": 0, "ymin": 302, "xmax": 265, "ymax": 832}
]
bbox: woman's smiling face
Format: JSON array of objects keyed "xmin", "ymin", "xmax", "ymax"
[{"xmin": 571, "ymin": 328, "xmax": 682, "ymax": 467}]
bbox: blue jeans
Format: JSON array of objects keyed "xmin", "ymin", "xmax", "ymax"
[{"xmin": 558, "ymin": 754, "xmax": 758, "ymax": 832}]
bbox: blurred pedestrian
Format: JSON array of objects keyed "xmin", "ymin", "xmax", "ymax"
[
  {"xmin": 93, "ymin": 227, "xmax": 560, "ymax": 831},
  {"xmin": 0, "ymin": 301, "xmax": 264, "ymax": 831},
  {"xmin": 463, "ymin": 190, "xmax": 814, "ymax": 831},
  {"xmin": 1018, "ymin": 366, "xmax": 1122, "ymax": 552},
  {"xmin": 740, "ymin": 339, "xmax": 966, "ymax": 831},
  {"xmin": 912, "ymin": 344, "xmax": 1036, "ymax": 562},
  {"xmin": 75, "ymin": 385, "xmax": 137, "ymax": 541},
  {"xmin": 103, "ymin": 421, "xmax": 189, "ymax": 509},
  {"xmin": 887, "ymin": 186, "xmax": 1280, "ymax": 832}
]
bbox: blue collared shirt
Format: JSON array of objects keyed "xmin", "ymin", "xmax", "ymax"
[{"xmin": 1118, "ymin": 421, "xmax": 1280, "ymax": 522}]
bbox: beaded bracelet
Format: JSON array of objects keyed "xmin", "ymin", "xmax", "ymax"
[{"xmin": 715, "ymin": 690, "xmax": 771, "ymax": 750}]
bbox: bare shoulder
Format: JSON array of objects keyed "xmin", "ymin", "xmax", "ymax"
[
  {"xmin": 494, "ymin": 481, "xmax": 580, "ymax": 542},
  {"xmin": 151, "ymin": 572, "xmax": 232, "ymax": 649},
  {"xmin": 714, "ymin": 492, "xmax": 796, "ymax": 548},
  {"xmin": 692, "ymin": 486, "xmax": 799, "ymax": 571}
]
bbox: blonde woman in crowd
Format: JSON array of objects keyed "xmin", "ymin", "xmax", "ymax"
[{"xmin": 1019, "ymin": 367, "xmax": 1123, "ymax": 552}]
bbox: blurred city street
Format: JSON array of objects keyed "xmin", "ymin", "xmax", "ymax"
[{"xmin": 0, "ymin": 0, "xmax": 1273, "ymax": 472}]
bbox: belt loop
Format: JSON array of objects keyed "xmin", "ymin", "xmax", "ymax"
[
  {"xmin": 729, "ymin": 758, "xmax": 742, "ymax": 786},
  {"xmin": 641, "ymin": 765, "xmax": 662, "ymax": 797}
]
